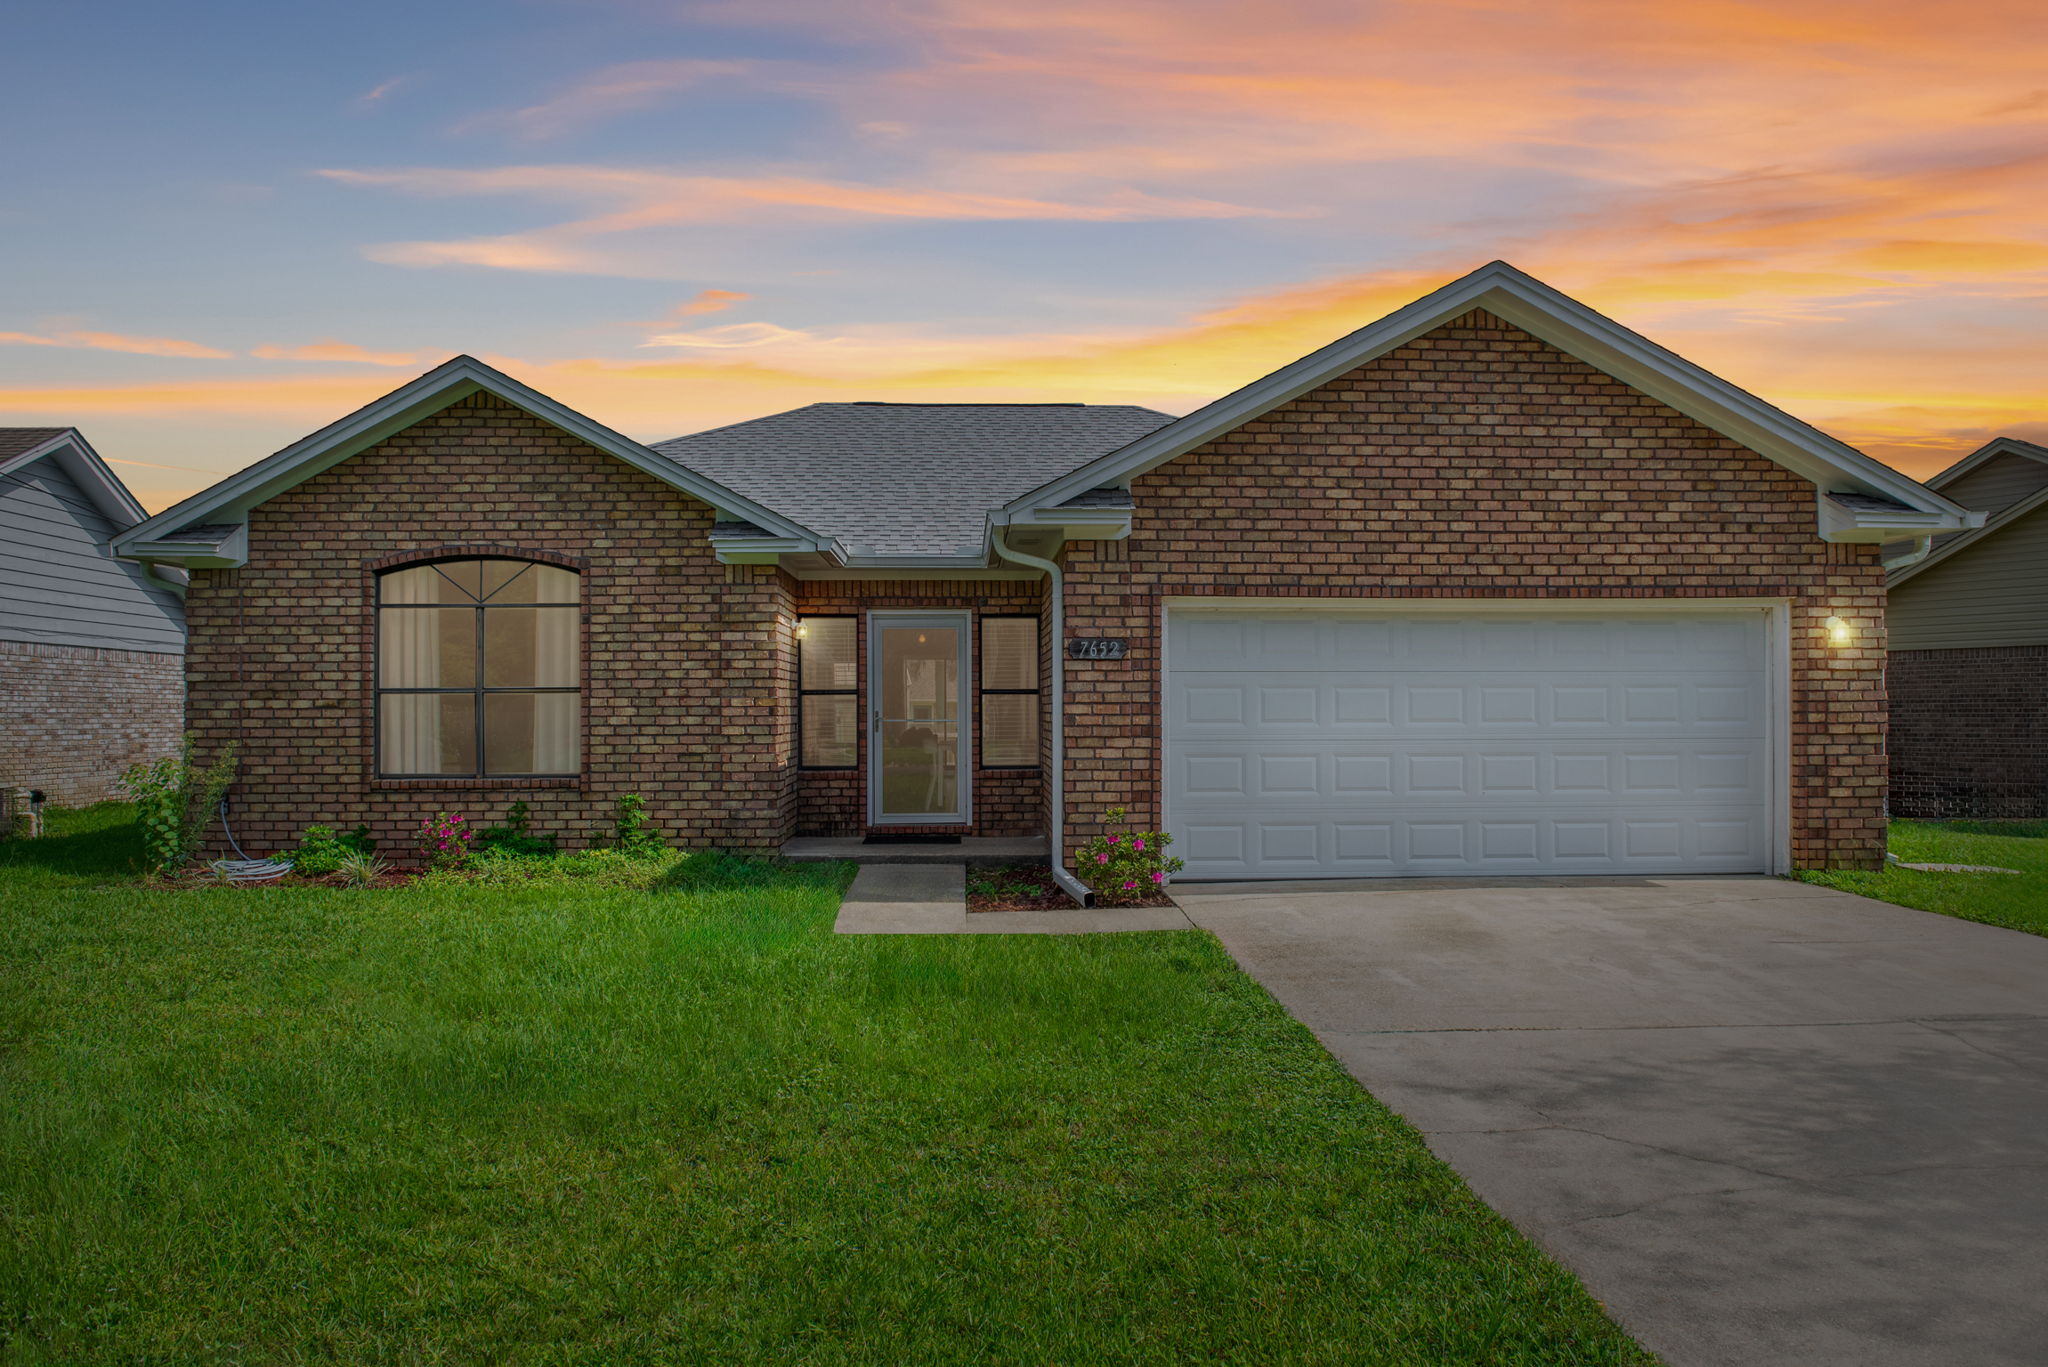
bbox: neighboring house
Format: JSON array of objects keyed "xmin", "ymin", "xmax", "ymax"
[
  {"xmin": 112, "ymin": 262, "xmax": 1973, "ymax": 884},
  {"xmin": 1886, "ymin": 437, "xmax": 2048, "ymax": 817},
  {"xmin": 1, "ymin": 428, "xmax": 186, "ymax": 806}
]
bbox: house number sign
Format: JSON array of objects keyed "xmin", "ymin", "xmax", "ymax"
[{"xmin": 1067, "ymin": 638, "xmax": 1130, "ymax": 660}]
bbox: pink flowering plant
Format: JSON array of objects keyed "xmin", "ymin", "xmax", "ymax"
[
  {"xmin": 417, "ymin": 812, "xmax": 476, "ymax": 870},
  {"xmin": 1073, "ymin": 806, "xmax": 1183, "ymax": 906}
]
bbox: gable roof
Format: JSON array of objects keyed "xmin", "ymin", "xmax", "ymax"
[
  {"xmin": 652, "ymin": 402, "xmax": 1171, "ymax": 560},
  {"xmin": 1924, "ymin": 436, "xmax": 2048, "ymax": 501},
  {"xmin": 0, "ymin": 427, "xmax": 148, "ymax": 528},
  {"xmin": 111, "ymin": 356, "xmax": 828, "ymax": 565},
  {"xmin": 1890, "ymin": 437, "xmax": 2048, "ymax": 586},
  {"xmin": 999, "ymin": 260, "xmax": 1975, "ymax": 538}
]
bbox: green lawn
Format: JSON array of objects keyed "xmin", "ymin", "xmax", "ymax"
[
  {"xmin": 0, "ymin": 806, "xmax": 1651, "ymax": 1366},
  {"xmin": 1796, "ymin": 820, "xmax": 2048, "ymax": 938}
]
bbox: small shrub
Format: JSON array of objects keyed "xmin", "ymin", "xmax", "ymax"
[
  {"xmin": 478, "ymin": 800, "xmax": 557, "ymax": 858},
  {"xmin": 335, "ymin": 848, "xmax": 390, "ymax": 888},
  {"xmin": 118, "ymin": 734, "xmax": 240, "ymax": 873},
  {"xmin": 417, "ymin": 812, "xmax": 475, "ymax": 870},
  {"xmin": 612, "ymin": 793, "xmax": 664, "ymax": 856},
  {"xmin": 290, "ymin": 823, "xmax": 377, "ymax": 876},
  {"xmin": 1073, "ymin": 806, "xmax": 1184, "ymax": 906}
]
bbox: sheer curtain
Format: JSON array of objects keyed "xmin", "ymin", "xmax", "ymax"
[
  {"xmin": 380, "ymin": 570, "xmax": 443, "ymax": 772},
  {"xmin": 531, "ymin": 607, "xmax": 578, "ymax": 773}
]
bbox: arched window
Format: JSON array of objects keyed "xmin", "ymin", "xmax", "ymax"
[{"xmin": 376, "ymin": 558, "xmax": 580, "ymax": 777}]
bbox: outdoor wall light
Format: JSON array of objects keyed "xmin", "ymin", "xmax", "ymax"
[
  {"xmin": 795, "ymin": 624, "xmax": 807, "ymax": 638},
  {"xmin": 1824, "ymin": 615, "xmax": 1855, "ymax": 648}
]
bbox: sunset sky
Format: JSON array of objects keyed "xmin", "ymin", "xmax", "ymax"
[{"xmin": 6, "ymin": 0, "xmax": 2047, "ymax": 510}]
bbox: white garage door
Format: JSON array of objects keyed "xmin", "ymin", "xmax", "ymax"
[{"xmin": 1166, "ymin": 608, "xmax": 1773, "ymax": 879}]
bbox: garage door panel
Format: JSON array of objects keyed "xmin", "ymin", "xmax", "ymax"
[
  {"xmin": 1173, "ymin": 808, "xmax": 1768, "ymax": 878},
  {"xmin": 1167, "ymin": 609, "xmax": 1772, "ymax": 879},
  {"xmin": 1170, "ymin": 741, "xmax": 1767, "ymax": 805},
  {"xmin": 1168, "ymin": 613, "xmax": 1765, "ymax": 674},
  {"xmin": 1170, "ymin": 674, "xmax": 1764, "ymax": 736}
]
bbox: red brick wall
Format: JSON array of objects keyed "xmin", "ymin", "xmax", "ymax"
[
  {"xmin": 0, "ymin": 639, "xmax": 184, "ymax": 806},
  {"xmin": 1060, "ymin": 309, "xmax": 1888, "ymax": 870},
  {"xmin": 183, "ymin": 393, "xmax": 794, "ymax": 857},
  {"xmin": 1889, "ymin": 646, "xmax": 2048, "ymax": 818},
  {"xmin": 791, "ymin": 579, "xmax": 1046, "ymax": 837}
]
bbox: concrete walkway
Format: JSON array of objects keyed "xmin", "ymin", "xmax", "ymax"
[
  {"xmin": 1173, "ymin": 875, "xmax": 2048, "ymax": 1367},
  {"xmin": 832, "ymin": 864, "xmax": 1191, "ymax": 935}
]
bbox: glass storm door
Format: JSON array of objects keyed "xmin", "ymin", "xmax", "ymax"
[{"xmin": 868, "ymin": 612, "xmax": 970, "ymax": 825}]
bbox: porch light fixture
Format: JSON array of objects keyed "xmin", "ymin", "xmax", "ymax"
[{"xmin": 1824, "ymin": 615, "xmax": 1854, "ymax": 648}]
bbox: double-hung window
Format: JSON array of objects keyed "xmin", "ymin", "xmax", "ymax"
[
  {"xmin": 978, "ymin": 615, "xmax": 1040, "ymax": 769},
  {"xmin": 797, "ymin": 616, "xmax": 859, "ymax": 769},
  {"xmin": 376, "ymin": 558, "xmax": 580, "ymax": 777}
]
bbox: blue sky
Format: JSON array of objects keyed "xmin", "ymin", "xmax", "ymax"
[{"xmin": 4, "ymin": 0, "xmax": 2046, "ymax": 508}]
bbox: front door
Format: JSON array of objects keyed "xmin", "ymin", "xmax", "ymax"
[{"xmin": 868, "ymin": 611, "xmax": 971, "ymax": 825}]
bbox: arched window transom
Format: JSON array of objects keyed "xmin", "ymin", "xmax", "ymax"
[{"xmin": 376, "ymin": 558, "xmax": 580, "ymax": 777}]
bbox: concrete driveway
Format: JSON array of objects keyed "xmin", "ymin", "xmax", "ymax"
[{"xmin": 1173, "ymin": 876, "xmax": 2048, "ymax": 1367}]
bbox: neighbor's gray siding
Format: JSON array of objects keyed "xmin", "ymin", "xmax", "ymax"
[
  {"xmin": 1889, "ymin": 501, "xmax": 2048, "ymax": 651},
  {"xmin": 1940, "ymin": 451, "xmax": 2048, "ymax": 516},
  {"xmin": 0, "ymin": 458, "xmax": 185, "ymax": 653}
]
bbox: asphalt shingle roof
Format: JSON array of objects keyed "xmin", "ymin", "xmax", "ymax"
[
  {"xmin": 652, "ymin": 402, "xmax": 1173, "ymax": 558},
  {"xmin": 0, "ymin": 428, "xmax": 70, "ymax": 462}
]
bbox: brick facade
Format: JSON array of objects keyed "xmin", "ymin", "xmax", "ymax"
[
  {"xmin": 183, "ymin": 392, "xmax": 795, "ymax": 857},
  {"xmin": 1059, "ymin": 310, "xmax": 1888, "ymax": 870},
  {"xmin": 0, "ymin": 638, "xmax": 184, "ymax": 806},
  {"xmin": 183, "ymin": 312, "xmax": 1891, "ymax": 871},
  {"xmin": 1890, "ymin": 646, "xmax": 2048, "ymax": 818},
  {"xmin": 790, "ymin": 579, "xmax": 1046, "ymax": 837}
]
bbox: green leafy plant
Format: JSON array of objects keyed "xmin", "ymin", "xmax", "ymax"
[
  {"xmin": 289, "ymin": 823, "xmax": 377, "ymax": 876},
  {"xmin": 478, "ymin": 800, "xmax": 557, "ymax": 858},
  {"xmin": 117, "ymin": 734, "xmax": 241, "ymax": 873},
  {"xmin": 334, "ymin": 848, "xmax": 390, "ymax": 888},
  {"xmin": 611, "ymin": 793, "xmax": 664, "ymax": 856},
  {"xmin": 1073, "ymin": 806, "xmax": 1184, "ymax": 906},
  {"xmin": 417, "ymin": 813, "xmax": 475, "ymax": 870}
]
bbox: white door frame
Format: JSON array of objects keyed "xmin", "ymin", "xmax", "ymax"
[
  {"xmin": 867, "ymin": 609, "xmax": 973, "ymax": 826},
  {"xmin": 1161, "ymin": 597, "xmax": 1794, "ymax": 877}
]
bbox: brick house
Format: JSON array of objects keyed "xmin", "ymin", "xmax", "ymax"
[
  {"xmin": 3, "ymin": 428, "xmax": 185, "ymax": 807},
  {"xmin": 114, "ymin": 263, "xmax": 1973, "ymax": 887},
  {"xmin": 1886, "ymin": 437, "xmax": 2048, "ymax": 818}
]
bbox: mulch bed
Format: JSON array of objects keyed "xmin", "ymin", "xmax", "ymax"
[{"xmin": 966, "ymin": 863, "xmax": 1176, "ymax": 912}]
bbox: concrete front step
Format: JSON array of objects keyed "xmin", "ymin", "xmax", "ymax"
[{"xmin": 781, "ymin": 836, "xmax": 1046, "ymax": 866}]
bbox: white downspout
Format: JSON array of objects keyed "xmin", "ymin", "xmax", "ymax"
[
  {"xmin": 990, "ymin": 528, "xmax": 1091, "ymax": 907},
  {"xmin": 1881, "ymin": 533, "xmax": 1936, "ymax": 573}
]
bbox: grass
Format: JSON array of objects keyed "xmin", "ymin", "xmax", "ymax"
[
  {"xmin": 1797, "ymin": 820, "xmax": 2048, "ymax": 937},
  {"xmin": 1, "ymin": 806, "xmax": 1652, "ymax": 1366}
]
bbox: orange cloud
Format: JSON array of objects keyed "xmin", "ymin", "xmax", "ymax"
[
  {"xmin": 672, "ymin": 289, "xmax": 751, "ymax": 317},
  {"xmin": 251, "ymin": 340, "xmax": 426, "ymax": 366},
  {"xmin": 0, "ymin": 329, "xmax": 232, "ymax": 359}
]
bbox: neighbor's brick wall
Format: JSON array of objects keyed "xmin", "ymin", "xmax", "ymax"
[
  {"xmin": 1890, "ymin": 646, "xmax": 2048, "ymax": 818},
  {"xmin": 183, "ymin": 392, "xmax": 795, "ymax": 857},
  {"xmin": 791, "ymin": 579, "xmax": 1045, "ymax": 837},
  {"xmin": 0, "ymin": 639, "xmax": 184, "ymax": 806},
  {"xmin": 1060, "ymin": 308, "xmax": 1889, "ymax": 870}
]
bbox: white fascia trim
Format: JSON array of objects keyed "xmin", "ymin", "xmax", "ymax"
[
  {"xmin": 2, "ymin": 429, "xmax": 148, "ymax": 528},
  {"xmin": 997, "ymin": 505, "xmax": 1133, "ymax": 540},
  {"xmin": 1816, "ymin": 491, "xmax": 1980, "ymax": 544},
  {"xmin": 1003, "ymin": 261, "xmax": 1974, "ymax": 532},
  {"xmin": 110, "ymin": 355, "xmax": 826, "ymax": 563},
  {"xmin": 121, "ymin": 523, "xmax": 250, "ymax": 568}
]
